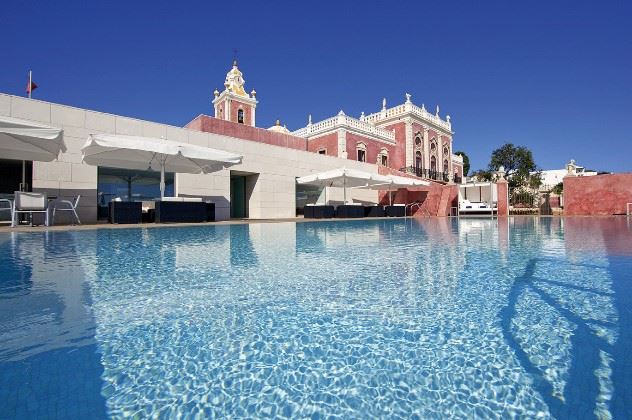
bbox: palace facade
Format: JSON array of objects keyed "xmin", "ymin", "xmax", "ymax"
[{"xmin": 187, "ymin": 61, "xmax": 464, "ymax": 184}]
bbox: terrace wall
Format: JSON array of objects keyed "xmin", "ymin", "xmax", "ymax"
[
  {"xmin": 186, "ymin": 115, "xmax": 308, "ymax": 151},
  {"xmin": 564, "ymin": 174, "xmax": 632, "ymax": 216}
]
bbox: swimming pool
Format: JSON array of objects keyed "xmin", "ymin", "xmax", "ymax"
[{"xmin": 1, "ymin": 217, "xmax": 631, "ymax": 419}]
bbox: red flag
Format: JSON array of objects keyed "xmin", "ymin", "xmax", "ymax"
[{"xmin": 26, "ymin": 79, "xmax": 38, "ymax": 94}]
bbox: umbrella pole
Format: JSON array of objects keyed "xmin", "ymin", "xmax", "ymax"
[
  {"xmin": 127, "ymin": 177, "xmax": 132, "ymax": 202},
  {"xmin": 390, "ymin": 190, "xmax": 393, "ymax": 206},
  {"xmin": 21, "ymin": 160, "xmax": 26, "ymax": 191},
  {"xmin": 160, "ymin": 164, "xmax": 165, "ymax": 198},
  {"xmin": 343, "ymin": 176, "xmax": 347, "ymax": 204}
]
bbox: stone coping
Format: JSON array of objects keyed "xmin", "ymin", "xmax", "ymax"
[
  {"xmin": 1, "ymin": 215, "xmax": 613, "ymax": 234},
  {"xmin": 0, "ymin": 216, "xmax": 413, "ymax": 233}
]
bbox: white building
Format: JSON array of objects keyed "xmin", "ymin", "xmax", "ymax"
[
  {"xmin": 539, "ymin": 159, "xmax": 597, "ymax": 187},
  {"xmin": 0, "ymin": 93, "xmax": 379, "ymax": 224}
]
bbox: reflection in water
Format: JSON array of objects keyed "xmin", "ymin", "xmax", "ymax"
[
  {"xmin": 0, "ymin": 230, "xmax": 107, "ymax": 419},
  {"xmin": 0, "ymin": 231, "xmax": 96, "ymax": 361},
  {"xmin": 230, "ymin": 224, "xmax": 258, "ymax": 267},
  {"xmin": 0, "ymin": 218, "xmax": 630, "ymax": 418}
]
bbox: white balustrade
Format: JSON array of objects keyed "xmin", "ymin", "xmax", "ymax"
[
  {"xmin": 293, "ymin": 114, "xmax": 396, "ymax": 142},
  {"xmin": 363, "ymin": 103, "xmax": 452, "ymax": 132},
  {"xmin": 293, "ymin": 100, "xmax": 453, "ymax": 140}
]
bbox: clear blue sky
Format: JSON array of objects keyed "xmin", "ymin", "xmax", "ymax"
[{"xmin": 2, "ymin": 0, "xmax": 630, "ymax": 173}]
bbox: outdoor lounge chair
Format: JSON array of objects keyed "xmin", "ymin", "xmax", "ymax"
[
  {"xmin": 0, "ymin": 199, "xmax": 12, "ymax": 223},
  {"xmin": 154, "ymin": 197, "xmax": 215, "ymax": 223},
  {"xmin": 52, "ymin": 195, "xmax": 81, "ymax": 225},
  {"xmin": 12, "ymin": 191, "xmax": 49, "ymax": 227},
  {"xmin": 364, "ymin": 205, "xmax": 385, "ymax": 217},
  {"xmin": 304, "ymin": 204, "xmax": 334, "ymax": 219},
  {"xmin": 385, "ymin": 204, "xmax": 406, "ymax": 217},
  {"xmin": 335, "ymin": 203, "xmax": 365, "ymax": 218},
  {"xmin": 109, "ymin": 199, "xmax": 142, "ymax": 224},
  {"xmin": 154, "ymin": 197, "xmax": 208, "ymax": 223}
]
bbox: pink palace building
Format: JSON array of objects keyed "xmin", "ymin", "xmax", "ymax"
[{"xmin": 186, "ymin": 61, "xmax": 464, "ymax": 184}]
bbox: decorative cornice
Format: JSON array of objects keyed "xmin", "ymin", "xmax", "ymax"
[
  {"xmin": 212, "ymin": 90, "xmax": 258, "ymax": 107},
  {"xmin": 293, "ymin": 113, "xmax": 396, "ymax": 144},
  {"xmin": 363, "ymin": 102, "xmax": 453, "ymax": 135}
]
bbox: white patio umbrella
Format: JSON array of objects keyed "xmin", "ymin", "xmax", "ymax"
[
  {"xmin": 296, "ymin": 167, "xmax": 391, "ymax": 204},
  {"xmin": 355, "ymin": 174, "xmax": 430, "ymax": 205},
  {"xmin": 0, "ymin": 116, "xmax": 65, "ymax": 190},
  {"xmin": 81, "ymin": 134, "xmax": 242, "ymax": 198}
]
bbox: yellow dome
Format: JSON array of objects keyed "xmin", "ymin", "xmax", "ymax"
[{"xmin": 268, "ymin": 119, "xmax": 290, "ymax": 134}]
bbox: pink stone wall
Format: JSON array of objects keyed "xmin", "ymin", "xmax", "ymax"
[
  {"xmin": 307, "ymin": 133, "xmax": 339, "ymax": 156},
  {"xmin": 229, "ymin": 100, "xmax": 253, "ymax": 126},
  {"xmin": 216, "ymin": 102, "xmax": 226, "ymax": 121},
  {"xmin": 345, "ymin": 132, "xmax": 397, "ymax": 167},
  {"xmin": 497, "ymin": 181, "xmax": 509, "ymax": 216},
  {"xmin": 186, "ymin": 115, "xmax": 308, "ymax": 151},
  {"xmin": 383, "ymin": 122, "xmax": 407, "ymax": 170},
  {"xmin": 376, "ymin": 167, "xmax": 458, "ymax": 216},
  {"xmin": 564, "ymin": 174, "xmax": 632, "ymax": 215}
]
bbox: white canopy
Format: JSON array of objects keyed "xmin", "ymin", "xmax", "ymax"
[
  {"xmin": 354, "ymin": 174, "xmax": 430, "ymax": 205},
  {"xmin": 0, "ymin": 116, "xmax": 65, "ymax": 161},
  {"xmin": 296, "ymin": 168, "xmax": 392, "ymax": 203},
  {"xmin": 82, "ymin": 134, "xmax": 242, "ymax": 197},
  {"xmin": 297, "ymin": 168, "xmax": 391, "ymax": 187},
  {"xmin": 360, "ymin": 175, "xmax": 430, "ymax": 191}
]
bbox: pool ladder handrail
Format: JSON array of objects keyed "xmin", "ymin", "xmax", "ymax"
[{"xmin": 406, "ymin": 201, "xmax": 430, "ymax": 217}]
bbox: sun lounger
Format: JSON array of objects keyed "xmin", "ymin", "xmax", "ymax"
[
  {"xmin": 154, "ymin": 197, "xmax": 208, "ymax": 223},
  {"xmin": 12, "ymin": 192, "xmax": 50, "ymax": 227},
  {"xmin": 304, "ymin": 204, "xmax": 334, "ymax": 219},
  {"xmin": 364, "ymin": 205, "xmax": 385, "ymax": 217},
  {"xmin": 335, "ymin": 204, "xmax": 365, "ymax": 218},
  {"xmin": 458, "ymin": 200, "xmax": 496, "ymax": 215}
]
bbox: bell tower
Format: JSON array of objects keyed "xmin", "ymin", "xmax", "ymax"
[{"xmin": 212, "ymin": 60, "xmax": 258, "ymax": 127}]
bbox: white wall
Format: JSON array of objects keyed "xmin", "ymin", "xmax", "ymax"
[{"xmin": 0, "ymin": 93, "xmax": 378, "ymax": 223}]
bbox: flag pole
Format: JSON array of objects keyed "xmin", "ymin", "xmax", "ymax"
[{"xmin": 22, "ymin": 70, "xmax": 32, "ymax": 191}]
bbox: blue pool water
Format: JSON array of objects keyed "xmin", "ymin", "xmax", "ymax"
[{"xmin": 1, "ymin": 217, "xmax": 631, "ymax": 419}]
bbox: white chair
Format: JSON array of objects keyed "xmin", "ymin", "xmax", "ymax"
[
  {"xmin": 0, "ymin": 199, "xmax": 13, "ymax": 223},
  {"xmin": 12, "ymin": 192, "xmax": 49, "ymax": 227},
  {"xmin": 52, "ymin": 195, "xmax": 81, "ymax": 225}
]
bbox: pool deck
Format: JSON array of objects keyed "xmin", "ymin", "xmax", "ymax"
[
  {"xmin": 0, "ymin": 214, "xmax": 598, "ymax": 233},
  {"xmin": 0, "ymin": 216, "xmax": 410, "ymax": 233}
]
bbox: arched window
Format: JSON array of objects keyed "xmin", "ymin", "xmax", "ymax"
[
  {"xmin": 430, "ymin": 156, "xmax": 437, "ymax": 172},
  {"xmin": 443, "ymin": 146, "xmax": 449, "ymax": 157},
  {"xmin": 443, "ymin": 159, "xmax": 449, "ymax": 173},
  {"xmin": 378, "ymin": 148, "xmax": 389, "ymax": 166},
  {"xmin": 415, "ymin": 151, "xmax": 422, "ymax": 171},
  {"xmin": 356, "ymin": 143, "xmax": 366, "ymax": 162},
  {"xmin": 237, "ymin": 109, "xmax": 244, "ymax": 124},
  {"xmin": 414, "ymin": 135, "xmax": 422, "ymax": 147},
  {"xmin": 430, "ymin": 141, "xmax": 436, "ymax": 153}
]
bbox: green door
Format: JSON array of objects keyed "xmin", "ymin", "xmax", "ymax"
[{"xmin": 230, "ymin": 176, "xmax": 246, "ymax": 218}]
